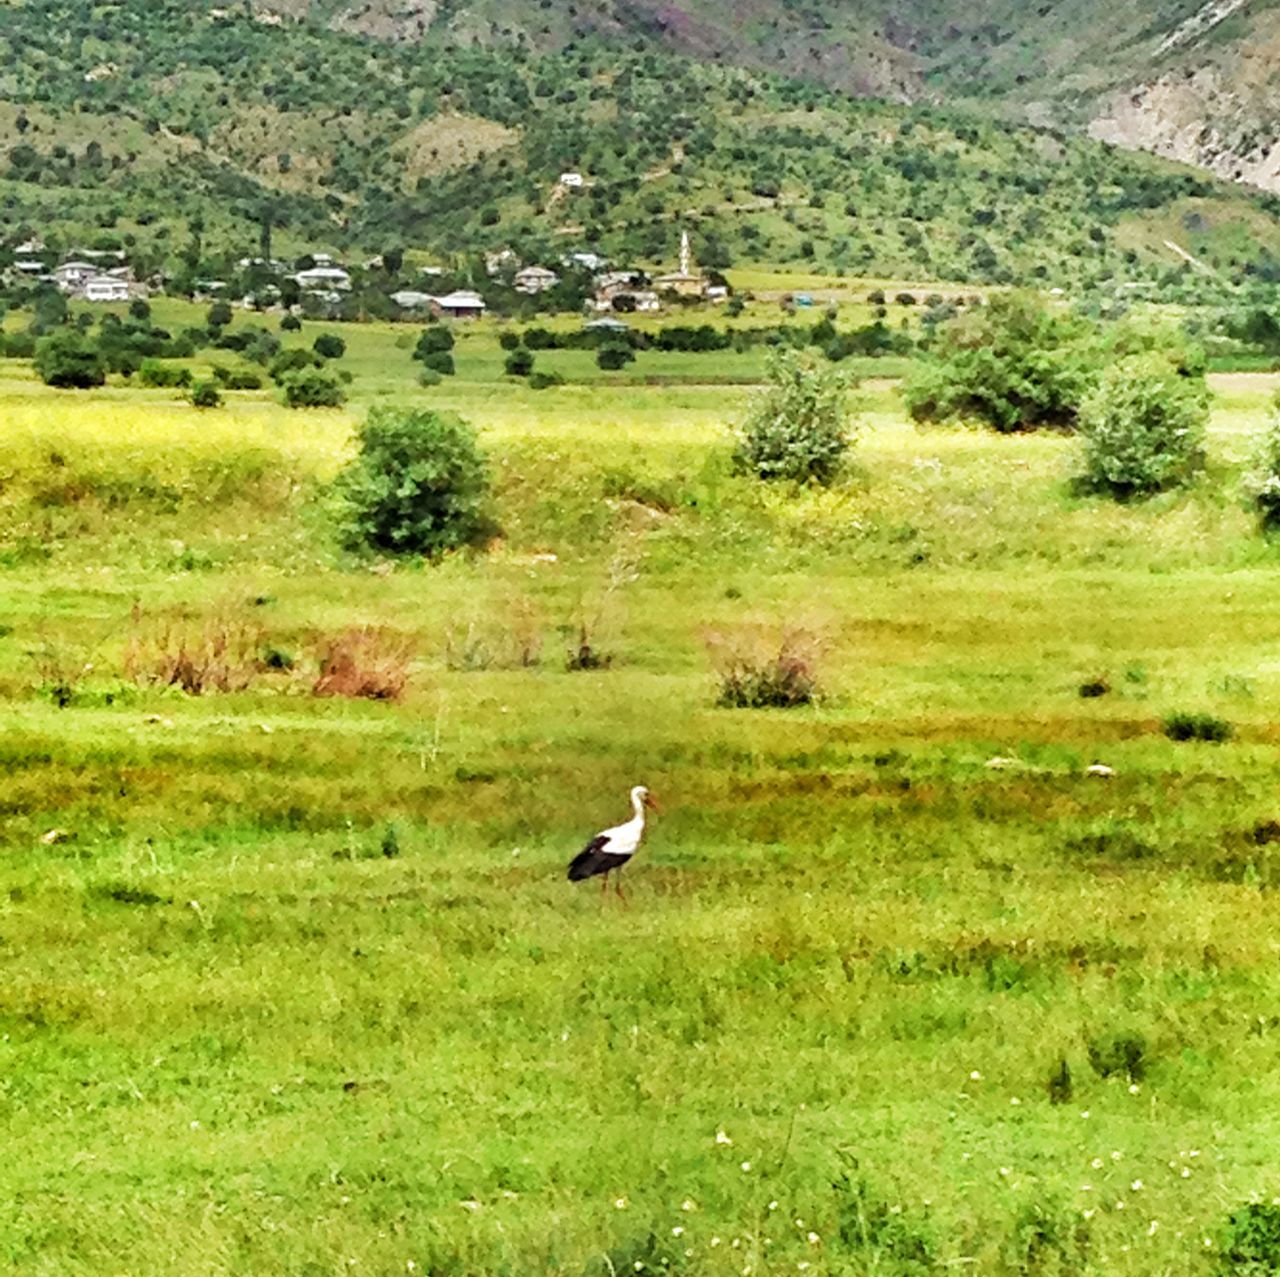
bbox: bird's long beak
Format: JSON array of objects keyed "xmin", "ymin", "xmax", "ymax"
[{"xmin": 645, "ymin": 793, "xmax": 662, "ymax": 813}]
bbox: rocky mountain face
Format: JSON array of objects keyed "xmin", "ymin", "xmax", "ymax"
[{"xmin": 260, "ymin": 0, "xmax": 1280, "ymax": 193}]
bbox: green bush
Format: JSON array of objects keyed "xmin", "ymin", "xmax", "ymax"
[
  {"xmin": 269, "ymin": 347, "xmax": 324, "ymax": 381},
  {"xmin": 280, "ymin": 368, "xmax": 347, "ymax": 408},
  {"xmin": 280, "ymin": 314, "xmax": 302, "ymax": 332},
  {"xmin": 211, "ymin": 366, "xmax": 263, "ymax": 390},
  {"xmin": 1163, "ymin": 711, "xmax": 1233, "ymax": 743},
  {"xmin": 733, "ymin": 347, "xmax": 853, "ymax": 485},
  {"xmin": 1248, "ymin": 395, "xmax": 1280, "ymax": 530},
  {"xmin": 33, "ymin": 331, "xmax": 106, "ymax": 389},
  {"xmin": 313, "ymin": 332, "xmax": 346, "ymax": 360},
  {"xmin": 504, "ymin": 346, "xmax": 534, "ymax": 377},
  {"xmin": 414, "ymin": 326, "xmax": 455, "ymax": 361},
  {"xmin": 1222, "ymin": 1202, "xmax": 1280, "ymax": 1270},
  {"xmin": 189, "ymin": 380, "xmax": 223, "ymax": 409},
  {"xmin": 336, "ymin": 407, "xmax": 492, "ymax": 558},
  {"xmin": 1077, "ymin": 353, "xmax": 1208, "ymax": 498},
  {"xmin": 596, "ymin": 343, "xmax": 635, "ymax": 371},
  {"xmin": 138, "ymin": 359, "xmax": 192, "ymax": 389},
  {"xmin": 420, "ymin": 349, "xmax": 455, "ymax": 376},
  {"xmin": 528, "ymin": 370, "xmax": 564, "ymax": 390},
  {"xmin": 904, "ymin": 292, "xmax": 1097, "ymax": 432}
]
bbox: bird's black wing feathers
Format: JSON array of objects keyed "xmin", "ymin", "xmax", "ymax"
[{"xmin": 567, "ymin": 834, "xmax": 612, "ymax": 881}]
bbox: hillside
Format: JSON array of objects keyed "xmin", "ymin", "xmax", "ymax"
[
  {"xmin": 251, "ymin": 0, "xmax": 1280, "ymax": 195},
  {"xmin": 5, "ymin": 0, "xmax": 1280, "ymax": 294}
]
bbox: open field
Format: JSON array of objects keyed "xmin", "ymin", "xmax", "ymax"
[{"xmin": 6, "ymin": 362, "xmax": 1280, "ymax": 1274}]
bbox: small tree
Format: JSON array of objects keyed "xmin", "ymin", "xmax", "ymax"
[
  {"xmin": 1077, "ymin": 353, "xmax": 1208, "ymax": 499},
  {"xmin": 420, "ymin": 350, "xmax": 455, "ymax": 376},
  {"xmin": 414, "ymin": 326, "xmax": 455, "ymax": 361},
  {"xmin": 904, "ymin": 292, "xmax": 1097, "ymax": 432},
  {"xmin": 596, "ymin": 342, "xmax": 634, "ymax": 371},
  {"xmin": 280, "ymin": 368, "xmax": 347, "ymax": 408},
  {"xmin": 281, "ymin": 314, "xmax": 302, "ymax": 332},
  {"xmin": 733, "ymin": 348, "xmax": 854, "ymax": 485},
  {"xmin": 189, "ymin": 380, "xmax": 223, "ymax": 409},
  {"xmin": 504, "ymin": 346, "xmax": 535, "ymax": 377},
  {"xmin": 336, "ymin": 407, "xmax": 492, "ymax": 558},
  {"xmin": 33, "ymin": 331, "xmax": 106, "ymax": 389},
  {"xmin": 1248, "ymin": 392, "xmax": 1280, "ymax": 530},
  {"xmin": 313, "ymin": 332, "xmax": 346, "ymax": 360},
  {"xmin": 206, "ymin": 300, "xmax": 233, "ymax": 331}
]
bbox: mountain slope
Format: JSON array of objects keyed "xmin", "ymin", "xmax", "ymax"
[
  {"xmin": 247, "ymin": 0, "xmax": 1280, "ymax": 196},
  {"xmin": 3, "ymin": 0, "xmax": 1280, "ymax": 294}
]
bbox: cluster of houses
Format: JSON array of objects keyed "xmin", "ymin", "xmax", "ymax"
[
  {"xmin": 8, "ymin": 240, "xmax": 142, "ymax": 302},
  {"xmin": 4, "ymin": 229, "xmax": 726, "ymax": 321}
]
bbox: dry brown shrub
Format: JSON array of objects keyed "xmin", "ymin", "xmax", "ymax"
[
  {"xmin": 444, "ymin": 595, "xmax": 542, "ymax": 671},
  {"xmin": 124, "ymin": 607, "xmax": 264, "ymax": 695},
  {"xmin": 313, "ymin": 627, "xmax": 414, "ymax": 701},
  {"xmin": 704, "ymin": 625, "xmax": 825, "ymax": 708}
]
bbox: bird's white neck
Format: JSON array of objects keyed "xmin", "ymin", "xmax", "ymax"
[{"xmin": 630, "ymin": 791, "xmax": 646, "ymax": 825}]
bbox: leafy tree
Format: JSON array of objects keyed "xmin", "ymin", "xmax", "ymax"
[
  {"xmin": 504, "ymin": 346, "xmax": 535, "ymax": 377},
  {"xmin": 313, "ymin": 332, "xmax": 346, "ymax": 360},
  {"xmin": 280, "ymin": 368, "xmax": 347, "ymax": 408},
  {"xmin": 207, "ymin": 301, "xmax": 233, "ymax": 330},
  {"xmin": 596, "ymin": 343, "xmax": 635, "ymax": 371},
  {"xmin": 733, "ymin": 348, "xmax": 854, "ymax": 485},
  {"xmin": 414, "ymin": 327, "xmax": 456, "ymax": 361},
  {"xmin": 281, "ymin": 314, "xmax": 302, "ymax": 332},
  {"xmin": 420, "ymin": 350, "xmax": 456, "ymax": 376},
  {"xmin": 34, "ymin": 330, "xmax": 106, "ymax": 389},
  {"xmin": 904, "ymin": 293, "xmax": 1098, "ymax": 432},
  {"xmin": 1076, "ymin": 353, "xmax": 1208, "ymax": 499},
  {"xmin": 189, "ymin": 380, "xmax": 223, "ymax": 409},
  {"xmin": 336, "ymin": 407, "xmax": 493, "ymax": 558}
]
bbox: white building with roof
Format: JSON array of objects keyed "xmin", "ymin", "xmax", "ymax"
[
  {"xmin": 294, "ymin": 265, "xmax": 351, "ymax": 292},
  {"xmin": 430, "ymin": 290, "xmax": 487, "ymax": 320}
]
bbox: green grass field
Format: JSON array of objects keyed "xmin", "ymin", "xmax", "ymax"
[{"xmin": 6, "ymin": 351, "xmax": 1280, "ymax": 1275}]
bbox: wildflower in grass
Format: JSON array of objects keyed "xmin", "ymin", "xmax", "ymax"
[
  {"xmin": 716, "ymin": 1130, "xmax": 733, "ymax": 1145},
  {"xmin": 999, "ymin": 1167, "xmax": 1011, "ymax": 1177},
  {"xmin": 1091, "ymin": 1158, "xmax": 1103, "ymax": 1169},
  {"xmin": 614, "ymin": 1198, "xmax": 628, "ymax": 1210},
  {"xmin": 1083, "ymin": 1210, "xmax": 1095, "ymax": 1220},
  {"xmin": 807, "ymin": 1232, "xmax": 820, "ymax": 1244},
  {"xmin": 798, "ymin": 1265, "xmax": 811, "ymax": 1272},
  {"xmin": 1081, "ymin": 1111, "xmax": 1091, "ymax": 1118},
  {"xmin": 1115, "ymin": 1200, "xmax": 1125, "ymax": 1211},
  {"xmin": 1111, "ymin": 1151, "xmax": 1122, "ymax": 1160},
  {"xmin": 710, "ymin": 1238, "xmax": 721, "ymax": 1248},
  {"xmin": 672, "ymin": 1226, "xmax": 684, "ymax": 1237},
  {"xmin": 1010, "ymin": 1096, "xmax": 1021, "ymax": 1106},
  {"xmin": 1148, "ymin": 1221, "xmax": 1159, "ymax": 1236},
  {"xmin": 1128, "ymin": 1083, "xmax": 1140, "ymax": 1094},
  {"xmin": 890, "ymin": 1205, "xmax": 902, "ymax": 1215},
  {"xmin": 741, "ymin": 1161, "xmax": 752, "ymax": 1172},
  {"xmin": 969, "ymin": 1070, "xmax": 982, "ymax": 1081},
  {"xmin": 1131, "ymin": 1180, "xmax": 1143, "ymax": 1191},
  {"xmin": 681, "ymin": 1199, "xmax": 696, "ymax": 1212},
  {"xmin": 1190, "ymin": 1150, "xmax": 1201, "ymax": 1158},
  {"xmin": 768, "ymin": 1202, "xmax": 778, "ymax": 1211},
  {"xmin": 684, "ymin": 1249, "xmax": 693, "ymax": 1258},
  {"xmin": 795, "ymin": 1219, "xmax": 805, "ymax": 1229},
  {"xmin": 1181, "ymin": 1168, "xmax": 1191, "ymax": 1178}
]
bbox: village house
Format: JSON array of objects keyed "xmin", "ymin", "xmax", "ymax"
[
  {"xmin": 514, "ymin": 265, "xmax": 560, "ymax": 295},
  {"xmin": 82, "ymin": 274, "xmax": 131, "ymax": 303},
  {"xmin": 390, "ymin": 289, "xmax": 435, "ymax": 311},
  {"xmin": 52, "ymin": 260, "xmax": 100, "ymax": 292},
  {"xmin": 593, "ymin": 270, "xmax": 660, "ymax": 313},
  {"xmin": 294, "ymin": 265, "xmax": 352, "ymax": 292},
  {"xmin": 558, "ymin": 172, "xmax": 585, "ymax": 189},
  {"xmin": 430, "ymin": 290, "xmax": 487, "ymax": 320}
]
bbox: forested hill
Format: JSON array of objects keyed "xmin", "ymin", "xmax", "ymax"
[{"xmin": 4, "ymin": 0, "xmax": 1280, "ymax": 291}]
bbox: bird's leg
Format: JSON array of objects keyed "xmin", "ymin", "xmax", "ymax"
[
  {"xmin": 615, "ymin": 871, "xmax": 627, "ymax": 907},
  {"xmin": 600, "ymin": 871, "xmax": 610, "ymax": 905}
]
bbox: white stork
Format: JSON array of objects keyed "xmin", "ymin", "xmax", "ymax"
[{"xmin": 567, "ymin": 785, "xmax": 660, "ymax": 902}]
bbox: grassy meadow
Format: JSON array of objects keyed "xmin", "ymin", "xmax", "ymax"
[{"xmin": 7, "ymin": 330, "xmax": 1280, "ymax": 1275}]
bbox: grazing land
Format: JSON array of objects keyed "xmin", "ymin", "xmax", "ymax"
[{"xmin": 6, "ymin": 334, "xmax": 1280, "ymax": 1276}]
